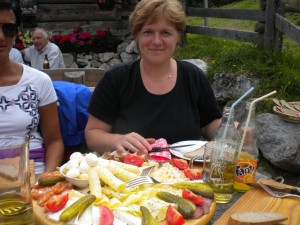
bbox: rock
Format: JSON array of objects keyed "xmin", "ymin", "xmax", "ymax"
[
  {"xmin": 76, "ymin": 58, "xmax": 89, "ymax": 67},
  {"xmin": 125, "ymin": 40, "xmax": 137, "ymax": 54},
  {"xmin": 256, "ymin": 113, "xmax": 300, "ymax": 173},
  {"xmin": 212, "ymin": 73, "xmax": 259, "ymax": 104},
  {"xmin": 62, "ymin": 53, "xmax": 74, "ymax": 68},
  {"xmin": 183, "ymin": 59, "xmax": 207, "ymax": 74},
  {"xmin": 90, "ymin": 60, "xmax": 102, "ymax": 68},
  {"xmin": 100, "ymin": 52, "xmax": 115, "ymax": 63},
  {"xmin": 120, "ymin": 51, "xmax": 139, "ymax": 63}
]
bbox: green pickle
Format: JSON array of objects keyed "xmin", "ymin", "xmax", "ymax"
[
  {"xmin": 156, "ymin": 191, "xmax": 196, "ymax": 218},
  {"xmin": 38, "ymin": 176, "xmax": 66, "ymax": 186},
  {"xmin": 140, "ymin": 206, "xmax": 159, "ymax": 225},
  {"xmin": 171, "ymin": 182, "xmax": 214, "ymax": 199},
  {"xmin": 59, "ymin": 194, "xmax": 96, "ymax": 222}
]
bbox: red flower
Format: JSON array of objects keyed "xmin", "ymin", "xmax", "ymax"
[
  {"xmin": 79, "ymin": 40, "xmax": 85, "ymax": 46},
  {"xmin": 52, "ymin": 34, "xmax": 63, "ymax": 41},
  {"xmin": 96, "ymin": 29, "xmax": 105, "ymax": 37},
  {"xmin": 15, "ymin": 42, "xmax": 24, "ymax": 49},
  {"xmin": 73, "ymin": 26, "xmax": 83, "ymax": 33},
  {"xmin": 79, "ymin": 32, "xmax": 91, "ymax": 39},
  {"xmin": 59, "ymin": 34, "xmax": 71, "ymax": 44},
  {"xmin": 88, "ymin": 40, "xmax": 93, "ymax": 45}
]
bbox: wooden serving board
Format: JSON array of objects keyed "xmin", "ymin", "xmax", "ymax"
[
  {"xmin": 213, "ymin": 178, "xmax": 300, "ymax": 225},
  {"xmin": 33, "ymin": 196, "xmax": 216, "ymax": 225}
]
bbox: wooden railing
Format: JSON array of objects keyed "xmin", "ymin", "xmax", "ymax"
[{"xmin": 182, "ymin": 0, "xmax": 300, "ymax": 51}]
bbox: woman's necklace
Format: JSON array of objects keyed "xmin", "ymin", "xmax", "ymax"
[{"xmin": 141, "ymin": 60, "xmax": 174, "ymax": 82}]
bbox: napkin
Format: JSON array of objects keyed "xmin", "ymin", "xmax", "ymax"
[{"xmin": 149, "ymin": 138, "xmax": 171, "ymax": 163}]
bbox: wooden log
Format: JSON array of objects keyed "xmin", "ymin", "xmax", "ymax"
[
  {"xmin": 264, "ymin": 0, "xmax": 275, "ymax": 50},
  {"xmin": 186, "ymin": 8, "xmax": 266, "ymax": 21},
  {"xmin": 37, "ymin": 4, "xmax": 116, "ymax": 22},
  {"xmin": 275, "ymin": 14, "xmax": 300, "ymax": 45},
  {"xmin": 38, "ymin": 0, "xmax": 96, "ymax": 3},
  {"xmin": 63, "ymin": 71, "xmax": 86, "ymax": 85},
  {"xmin": 186, "ymin": 25, "xmax": 264, "ymax": 45}
]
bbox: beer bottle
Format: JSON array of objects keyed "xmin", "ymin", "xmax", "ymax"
[
  {"xmin": 234, "ymin": 102, "xmax": 259, "ymax": 192},
  {"xmin": 43, "ymin": 54, "xmax": 50, "ymax": 69}
]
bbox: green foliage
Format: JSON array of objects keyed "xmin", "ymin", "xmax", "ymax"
[{"xmin": 175, "ymin": 0, "xmax": 300, "ymax": 113}]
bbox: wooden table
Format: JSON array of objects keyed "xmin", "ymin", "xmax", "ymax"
[{"xmin": 213, "ymin": 178, "xmax": 300, "ymax": 225}]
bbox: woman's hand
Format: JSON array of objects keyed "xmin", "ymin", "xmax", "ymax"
[
  {"xmin": 115, "ymin": 133, "xmax": 155, "ymax": 154},
  {"xmin": 85, "ymin": 115, "xmax": 156, "ymax": 155}
]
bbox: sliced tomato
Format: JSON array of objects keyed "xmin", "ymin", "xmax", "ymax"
[
  {"xmin": 124, "ymin": 153, "xmax": 144, "ymax": 167},
  {"xmin": 183, "ymin": 168, "xmax": 203, "ymax": 180},
  {"xmin": 166, "ymin": 205, "xmax": 185, "ymax": 225},
  {"xmin": 99, "ymin": 205, "xmax": 114, "ymax": 225},
  {"xmin": 171, "ymin": 158, "xmax": 189, "ymax": 170},
  {"xmin": 182, "ymin": 189, "xmax": 204, "ymax": 206},
  {"xmin": 44, "ymin": 193, "xmax": 68, "ymax": 213}
]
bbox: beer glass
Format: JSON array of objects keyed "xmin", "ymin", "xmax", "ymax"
[
  {"xmin": 0, "ymin": 135, "xmax": 35, "ymax": 225},
  {"xmin": 202, "ymin": 142, "xmax": 238, "ymax": 204}
]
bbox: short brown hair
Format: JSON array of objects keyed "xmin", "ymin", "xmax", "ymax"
[{"xmin": 129, "ymin": 0, "xmax": 186, "ymax": 46}]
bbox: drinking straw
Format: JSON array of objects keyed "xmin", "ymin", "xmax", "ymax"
[
  {"xmin": 221, "ymin": 87, "xmax": 255, "ymax": 145},
  {"xmin": 216, "ymin": 87, "xmax": 255, "ymax": 162},
  {"xmin": 237, "ymin": 90, "xmax": 277, "ymax": 155}
]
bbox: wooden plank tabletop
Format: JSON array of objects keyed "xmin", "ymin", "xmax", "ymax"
[{"xmin": 213, "ymin": 178, "xmax": 300, "ymax": 225}]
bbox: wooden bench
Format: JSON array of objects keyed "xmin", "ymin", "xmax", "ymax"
[{"xmin": 41, "ymin": 68, "xmax": 106, "ymax": 87}]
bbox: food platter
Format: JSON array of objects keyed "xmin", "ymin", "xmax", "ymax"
[
  {"xmin": 33, "ymin": 200, "xmax": 216, "ymax": 225},
  {"xmin": 170, "ymin": 141, "xmax": 207, "ymax": 162},
  {"xmin": 32, "ymin": 153, "xmax": 216, "ymax": 225}
]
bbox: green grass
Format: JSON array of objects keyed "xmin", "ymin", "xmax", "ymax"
[{"xmin": 176, "ymin": 0, "xmax": 300, "ymax": 112}]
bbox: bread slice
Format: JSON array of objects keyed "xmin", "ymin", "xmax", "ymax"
[
  {"xmin": 228, "ymin": 212, "xmax": 287, "ymax": 225},
  {"xmin": 0, "ymin": 161, "xmax": 18, "ymax": 181},
  {"xmin": 183, "ymin": 145, "xmax": 205, "ymax": 159}
]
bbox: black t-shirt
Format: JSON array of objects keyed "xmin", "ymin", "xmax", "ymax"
[{"xmin": 88, "ymin": 59, "xmax": 221, "ymax": 144}]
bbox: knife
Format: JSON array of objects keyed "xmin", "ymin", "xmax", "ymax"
[
  {"xmin": 149, "ymin": 144, "xmax": 195, "ymax": 152},
  {"xmin": 246, "ymin": 182, "xmax": 300, "ymax": 196}
]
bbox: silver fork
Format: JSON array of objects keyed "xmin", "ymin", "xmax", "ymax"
[
  {"xmin": 126, "ymin": 176, "xmax": 173, "ymax": 188},
  {"xmin": 259, "ymin": 182, "xmax": 300, "ymax": 199},
  {"xmin": 140, "ymin": 165, "xmax": 155, "ymax": 176}
]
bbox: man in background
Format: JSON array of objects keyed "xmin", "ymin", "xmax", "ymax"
[{"xmin": 22, "ymin": 27, "xmax": 65, "ymax": 70}]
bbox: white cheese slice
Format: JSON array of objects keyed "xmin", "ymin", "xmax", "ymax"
[
  {"xmin": 66, "ymin": 205, "xmax": 93, "ymax": 225},
  {"xmin": 114, "ymin": 210, "xmax": 141, "ymax": 225},
  {"xmin": 47, "ymin": 198, "xmax": 78, "ymax": 223},
  {"xmin": 92, "ymin": 205, "xmax": 100, "ymax": 225},
  {"xmin": 114, "ymin": 217, "xmax": 127, "ymax": 225}
]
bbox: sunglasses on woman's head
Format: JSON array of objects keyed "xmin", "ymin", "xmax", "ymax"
[{"xmin": 0, "ymin": 23, "xmax": 18, "ymax": 37}]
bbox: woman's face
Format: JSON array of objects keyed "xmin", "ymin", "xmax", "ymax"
[
  {"xmin": 0, "ymin": 9, "xmax": 17, "ymax": 62},
  {"xmin": 136, "ymin": 16, "xmax": 180, "ymax": 65}
]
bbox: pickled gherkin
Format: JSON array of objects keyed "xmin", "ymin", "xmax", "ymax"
[
  {"xmin": 140, "ymin": 206, "xmax": 159, "ymax": 225},
  {"xmin": 156, "ymin": 191, "xmax": 196, "ymax": 218},
  {"xmin": 59, "ymin": 194, "xmax": 96, "ymax": 222},
  {"xmin": 172, "ymin": 182, "xmax": 214, "ymax": 199}
]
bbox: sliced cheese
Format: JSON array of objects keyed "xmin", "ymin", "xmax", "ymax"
[
  {"xmin": 47, "ymin": 198, "xmax": 78, "ymax": 223},
  {"xmin": 114, "ymin": 210, "xmax": 141, "ymax": 225}
]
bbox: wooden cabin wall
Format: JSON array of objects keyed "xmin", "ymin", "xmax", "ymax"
[{"xmin": 33, "ymin": 0, "xmax": 137, "ymax": 38}]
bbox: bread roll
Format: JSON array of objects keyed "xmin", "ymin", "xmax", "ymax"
[{"xmin": 228, "ymin": 211, "xmax": 287, "ymax": 225}]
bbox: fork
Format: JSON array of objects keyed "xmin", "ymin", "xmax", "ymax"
[
  {"xmin": 126, "ymin": 176, "xmax": 173, "ymax": 188},
  {"xmin": 140, "ymin": 165, "xmax": 155, "ymax": 176},
  {"xmin": 259, "ymin": 182, "xmax": 300, "ymax": 199}
]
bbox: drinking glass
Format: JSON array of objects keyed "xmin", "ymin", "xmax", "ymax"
[
  {"xmin": 0, "ymin": 135, "xmax": 35, "ymax": 225},
  {"xmin": 202, "ymin": 142, "xmax": 238, "ymax": 204}
]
